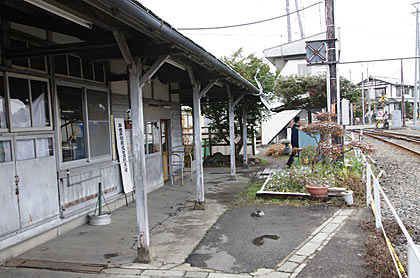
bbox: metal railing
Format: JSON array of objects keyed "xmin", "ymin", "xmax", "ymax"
[{"xmin": 355, "ymin": 147, "xmax": 420, "ymax": 277}]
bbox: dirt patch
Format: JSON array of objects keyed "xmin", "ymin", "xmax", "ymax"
[{"xmin": 362, "ymin": 218, "xmax": 420, "ymax": 277}]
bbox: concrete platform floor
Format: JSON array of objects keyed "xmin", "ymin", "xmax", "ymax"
[
  {"xmin": 0, "ymin": 164, "xmax": 376, "ymax": 278},
  {"xmin": 16, "ymin": 167, "xmax": 258, "ymax": 265}
]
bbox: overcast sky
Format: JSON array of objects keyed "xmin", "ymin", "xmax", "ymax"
[{"xmin": 140, "ymin": 0, "xmax": 418, "ymax": 84}]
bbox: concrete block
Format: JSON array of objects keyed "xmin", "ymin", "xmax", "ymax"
[
  {"xmin": 339, "ymin": 209, "xmax": 353, "ymax": 216},
  {"xmin": 185, "ymin": 271, "xmax": 210, "ymax": 278},
  {"xmin": 277, "ymin": 262, "xmax": 298, "ymax": 273},
  {"xmin": 321, "ymin": 223, "xmax": 340, "ymax": 233},
  {"xmin": 207, "ymin": 273, "xmax": 251, "ymax": 278},
  {"xmin": 288, "ymin": 264, "xmax": 306, "ymax": 278},
  {"xmin": 251, "ymin": 268, "xmax": 275, "ymax": 276},
  {"xmin": 310, "ymin": 233, "xmax": 329, "ymax": 243},
  {"xmin": 120, "ymin": 262, "xmax": 157, "ymax": 269},
  {"xmin": 296, "ymin": 242, "xmax": 320, "ymax": 256},
  {"xmin": 331, "ymin": 215, "xmax": 348, "ymax": 224},
  {"xmin": 103, "ymin": 268, "xmax": 142, "ymax": 275},
  {"xmin": 159, "ymin": 263, "xmax": 179, "ymax": 269},
  {"xmin": 141, "ymin": 269, "xmax": 186, "ymax": 277},
  {"xmin": 257, "ymin": 272, "xmax": 290, "ymax": 278},
  {"xmin": 136, "ymin": 246, "xmax": 154, "ymax": 264},
  {"xmin": 288, "ymin": 255, "xmax": 305, "ymax": 263},
  {"xmin": 194, "ymin": 201, "xmax": 208, "ymax": 210}
]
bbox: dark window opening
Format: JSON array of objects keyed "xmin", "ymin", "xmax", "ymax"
[{"xmin": 68, "ymin": 56, "xmax": 81, "ymax": 78}]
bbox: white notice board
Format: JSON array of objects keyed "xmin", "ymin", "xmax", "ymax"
[{"xmin": 114, "ymin": 118, "xmax": 134, "ymax": 194}]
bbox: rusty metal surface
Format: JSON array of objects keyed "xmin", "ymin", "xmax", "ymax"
[{"xmin": 3, "ymin": 259, "xmax": 106, "ymax": 274}]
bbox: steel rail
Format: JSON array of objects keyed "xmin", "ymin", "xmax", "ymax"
[
  {"xmin": 363, "ymin": 130, "xmax": 420, "ymax": 145},
  {"xmin": 363, "ymin": 132, "xmax": 420, "ymax": 156}
]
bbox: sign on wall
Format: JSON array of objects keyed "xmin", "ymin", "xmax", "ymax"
[{"xmin": 114, "ymin": 118, "xmax": 134, "ymax": 194}]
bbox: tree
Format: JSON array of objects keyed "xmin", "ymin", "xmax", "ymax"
[
  {"xmin": 273, "ymin": 75, "xmax": 361, "ymax": 115},
  {"xmin": 201, "ymin": 48, "xmax": 275, "ymax": 156}
]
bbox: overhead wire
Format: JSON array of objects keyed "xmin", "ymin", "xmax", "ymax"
[{"xmin": 177, "ymin": 1, "xmax": 323, "ymax": 30}]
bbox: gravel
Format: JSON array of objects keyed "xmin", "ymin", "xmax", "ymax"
[{"xmin": 362, "ymin": 129, "xmax": 420, "ymax": 267}]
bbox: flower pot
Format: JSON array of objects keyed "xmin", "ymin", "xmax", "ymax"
[{"xmin": 305, "ymin": 184, "xmax": 328, "ymax": 198}]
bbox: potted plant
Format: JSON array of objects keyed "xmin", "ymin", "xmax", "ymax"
[{"xmin": 304, "ymin": 169, "xmax": 334, "ymax": 197}]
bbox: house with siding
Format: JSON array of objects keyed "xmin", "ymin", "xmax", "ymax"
[
  {"xmin": 0, "ymin": 0, "xmax": 261, "ymax": 262},
  {"xmin": 358, "ymin": 76, "xmax": 415, "ymax": 117}
]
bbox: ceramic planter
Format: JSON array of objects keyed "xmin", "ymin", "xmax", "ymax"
[{"xmin": 305, "ymin": 184, "xmax": 328, "ymax": 198}]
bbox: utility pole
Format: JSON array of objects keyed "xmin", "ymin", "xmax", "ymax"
[
  {"xmin": 286, "ymin": 0, "xmax": 292, "ymax": 42},
  {"xmin": 401, "ymin": 59, "xmax": 406, "ymax": 127},
  {"xmin": 362, "ymin": 72, "xmax": 365, "ymax": 125},
  {"xmin": 326, "ymin": 0, "xmax": 337, "ymax": 119},
  {"xmin": 367, "ymin": 67, "xmax": 371, "ymax": 124},
  {"xmin": 414, "ymin": 4, "xmax": 420, "ymax": 124},
  {"xmin": 294, "ymin": 0, "xmax": 305, "ymax": 39}
]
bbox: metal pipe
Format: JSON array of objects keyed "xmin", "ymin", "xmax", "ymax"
[
  {"xmin": 95, "ymin": 0, "xmax": 259, "ymax": 94},
  {"xmin": 98, "ymin": 182, "xmax": 102, "ymax": 216}
]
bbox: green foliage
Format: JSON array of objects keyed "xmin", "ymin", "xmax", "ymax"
[
  {"xmin": 273, "ymin": 75, "xmax": 361, "ymax": 111},
  {"xmin": 202, "ymin": 48, "xmax": 275, "ymax": 154}
]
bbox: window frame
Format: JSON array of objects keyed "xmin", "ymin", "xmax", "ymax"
[
  {"xmin": 144, "ymin": 121, "xmax": 161, "ymax": 156},
  {"xmin": 6, "ymin": 72, "xmax": 53, "ymax": 133},
  {"xmin": 14, "ymin": 133, "xmax": 55, "ymax": 161},
  {"xmin": 54, "ymin": 55, "xmax": 106, "ymax": 84},
  {"xmin": 0, "ymin": 136, "xmax": 14, "ymax": 164},
  {"xmin": 55, "ymin": 81, "xmax": 112, "ymax": 169},
  {"xmin": 0, "ymin": 72, "xmax": 7, "ymax": 133},
  {"xmin": 9, "ymin": 37, "xmax": 48, "ymax": 74}
]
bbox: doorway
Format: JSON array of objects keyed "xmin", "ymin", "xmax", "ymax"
[
  {"xmin": 0, "ymin": 135, "xmax": 59, "ymax": 237},
  {"xmin": 160, "ymin": 120, "xmax": 169, "ymax": 181}
]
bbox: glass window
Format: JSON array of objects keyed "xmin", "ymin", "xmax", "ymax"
[
  {"xmin": 9, "ymin": 77, "xmax": 31, "ymax": 128},
  {"xmin": 54, "ymin": 55, "xmax": 67, "ymax": 75},
  {"xmin": 145, "ymin": 121, "xmax": 160, "ymax": 154},
  {"xmin": 28, "ymin": 43, "xmax": 46, "ymax": 71},
  {"xmin": 35, "ymin": 138, "xmax": 53, "ymax": 158},
  {"xmin": 396, "ymin": 87, "xmax": 402, "ymax": 97},
  {"xmin": 31, "ymin": 80, "xmax": 50, "ymax": 127},
  {"xmin": 82, "ymin": 59, "xmax": 94, "ymax": 80},
  {"xmin": 9, "ymin": 77, "xmax": 51, "ymax": 129},
  {"xmin": 10, "ymin": 39, "xmax": 29, "ymax": 68},
  {"xmin": 0, "ymin": 77, "xmax": 6, "ymax": 129},
  {"xmin": 68, "ymin": 56, "xmax": 81, "ymax": 78},
  {"xmin": 87, "ymin": 90, "xmax": 110, "ymax": 157},
  {"xmin": 0, "ymin": 140, "xmax": 12, "ymax": 163},
  {"xmin": 94, "ymin": 63, "xmax": 104, "ymax": 82},
  {"xmin": 16, "ymin": 139, "xmax": 35, "ymax": 161},
  {"xmin": 57, "ymin": 86, "xmax": 86, "ymax": 162}
]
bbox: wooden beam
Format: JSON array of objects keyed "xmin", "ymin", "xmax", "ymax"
[
  {"xmin": 113, "ymin": 31, "xmax": 135, "ymax": 67},
  {"xmin": 80, "ymin": 44, "xmax": 181, "ymax": 61},
  {"xmin": 5, "ymin": 41, "xmax": 116, "ymax": 59},
  {"xmin": 138, "ymin": 55, "xmax": 169, "ymax": 87},
  {"xmin": 233, "ymin": 94, "xmax": 245, "ymax": 108},
  {"xmin": 199, "ymin": 79, "xmax": 218, "ymax": 99}
]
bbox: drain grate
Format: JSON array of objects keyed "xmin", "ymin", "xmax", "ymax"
[{"xmin": 3, "ymin": 259, "xmax": 106, "ymax": 273}]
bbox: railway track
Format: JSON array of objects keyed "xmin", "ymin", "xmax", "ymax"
[{"xmin": 351, "ymin": 129, "xmax": 420, "ymax": 156}]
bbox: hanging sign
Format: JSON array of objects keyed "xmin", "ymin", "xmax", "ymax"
[{"xmin": 114, "ymin": 118, "xmax": 134, "ymax": 194}]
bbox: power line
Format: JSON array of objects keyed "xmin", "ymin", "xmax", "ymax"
[
  {"xmin": 340, "ymin": 56, "xmax": 420, "ymax": 65},
  {"xmin": 177, "ymin": 1, "xmax": 323, "ymax": 31}
]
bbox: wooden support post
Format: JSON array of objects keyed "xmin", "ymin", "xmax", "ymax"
[
  {"xmin": 251, "ymin": 126, "xmax": 256, "ymax": 156},
  {"xmin": 242, "ymin": 107, "xmax": 248, "ymax": 168},
  {"xmin": 129, "ymin": 60, "xmax": 152, "ymax": 263},
  {"xmin": 227, "ymin": 87, "xmax": 236, "ymax": 180},
  {"xmin": 187, "ymin": 67, "xmax": 206, "ymax": 210},
  {"xmin": 114, "ymin": 31, "xmax": 169, "ymax": 262}
]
